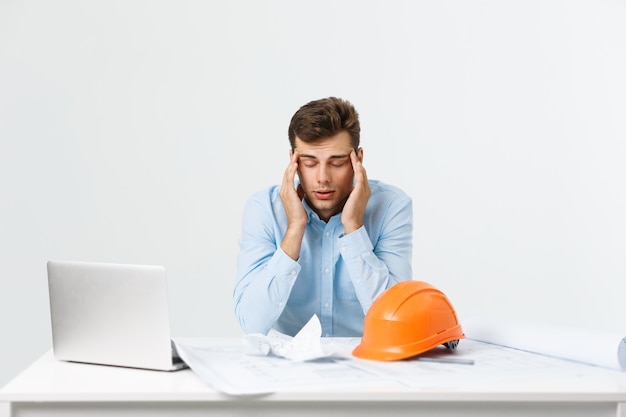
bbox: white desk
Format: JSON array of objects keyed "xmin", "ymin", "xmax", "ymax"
[{"xmin": 2, "ymin": 338, "xmax": 626, "ymax": 417}]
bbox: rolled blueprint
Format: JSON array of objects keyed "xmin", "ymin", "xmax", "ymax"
[{"xmin": 463, "ymin": 316, "xmax": 626, "ymax": 371}]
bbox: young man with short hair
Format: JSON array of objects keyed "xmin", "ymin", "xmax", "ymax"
[{"xmin": 234, "ymin": 97, "xmax": 413, "ymax": 337}]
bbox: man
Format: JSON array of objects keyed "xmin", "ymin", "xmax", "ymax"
[{"xmin": 234, "ymin": 97, "xmax": 413, "ymax": 337}]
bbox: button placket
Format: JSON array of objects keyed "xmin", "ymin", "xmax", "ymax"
[{"xmin": 320, "ymin": 222, "xmax": 337, "ymax": 335}]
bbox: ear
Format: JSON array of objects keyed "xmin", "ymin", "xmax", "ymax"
[{"xmin": 357, "ymin": 147, "xmax": 364, "ymax": 162}]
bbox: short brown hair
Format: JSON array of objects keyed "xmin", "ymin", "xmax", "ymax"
[{"xmin": 288, "ymin": 97, "xmax": 360, "ymax": 150}]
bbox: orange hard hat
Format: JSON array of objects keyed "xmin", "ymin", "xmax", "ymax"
[{"xmin": 353, "ymin": 280, "xmax": 465, "ymax": 361}]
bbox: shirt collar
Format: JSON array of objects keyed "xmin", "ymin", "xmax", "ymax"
[{"xmin": 302, "ymin": 197, "xmax": 343, "ymax": 226}]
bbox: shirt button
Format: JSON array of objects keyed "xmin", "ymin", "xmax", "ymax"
[
  {"xmin": 290, "ymin": 270, "xmax": 297, "ymax": 275},
  {"xmin": 324, "ymin": 303, "xmax": 330, "ymax": 308},
  {"xmin": 341, "ymin": 246, "xmax": 347, "ymax": 252},
  {"xmin": 326, "ymin": 232, "xmax": 331, "ymax": 237},
  {"xmin": 324, "ymin": 268, "xmax": 330, "ymax": 274}
]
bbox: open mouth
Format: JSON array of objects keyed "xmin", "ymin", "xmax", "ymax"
[{"xmin": 314, "ymin": 190, "xmax": 335, "ymax": 200}]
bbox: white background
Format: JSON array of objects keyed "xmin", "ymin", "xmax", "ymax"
[{"xmin": 1, "ymin": 0, "xmax": 625, "ymax": 387}]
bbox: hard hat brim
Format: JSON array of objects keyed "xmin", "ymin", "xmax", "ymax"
[{"xmin": 352, "ymin": 324, "xmax": 465, "ymax": 361}]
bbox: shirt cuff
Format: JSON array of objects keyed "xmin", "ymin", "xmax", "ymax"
[
  {"xmin": 266, "ymin": 246, "xmax": 302, "ymax": 280},
  {"xmin": 338, "ymin": 226, "xmax": 374, "ymax": 260}
]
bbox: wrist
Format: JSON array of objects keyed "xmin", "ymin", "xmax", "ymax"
[
  {"xmin": 342, "ymin": 222, "xmax": 362, "ymax": 235},
  {"xmin": 281, "ymin": 225, "xmax": 305, "ymax": 261}
]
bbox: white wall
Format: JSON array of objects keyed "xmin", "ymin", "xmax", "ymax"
[{"xmin": 1, "ymin": 0, "xmax": 625, "ymax": 387}]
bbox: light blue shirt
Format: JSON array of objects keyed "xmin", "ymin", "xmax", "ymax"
[{"xmin": 233, "ymin": 180, "xmax": 413, "ymax": 337}]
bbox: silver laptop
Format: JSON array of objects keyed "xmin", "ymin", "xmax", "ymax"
[{"xmin": 47, "ymin": 260, "xmax": 187, "ymax": 371}]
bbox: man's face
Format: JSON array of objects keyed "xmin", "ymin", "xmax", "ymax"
[{"xmin": 293, "ymin": 131, "xmax": 362, "ymax": 222}]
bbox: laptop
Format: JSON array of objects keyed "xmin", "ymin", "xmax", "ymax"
[{"xmin": 47, "ymin": 260, "xmax": 187, "ymax": 371}]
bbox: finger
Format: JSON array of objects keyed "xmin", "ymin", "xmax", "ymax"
[
  {"xmin": 350, "ymin": 149, "xmax": 359, "ymax": 165},
  {"xmin": 351, "ymin": 150, "xmax": 367, "ymax": 184},
  {"xmin": 283, "ymin": 162, "xmax": 296, "ymax": 188},
  {"xmin": 285, "ymin": 150, "xmax": 298, "ymax": 172},
  {"xmin": 349, "ymin": 150, "xmax": 358, "ymax": 174}
]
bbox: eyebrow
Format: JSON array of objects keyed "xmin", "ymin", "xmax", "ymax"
[{"xmin": 298, "ymin": 153, "xmax": 350, "ymax": 160}]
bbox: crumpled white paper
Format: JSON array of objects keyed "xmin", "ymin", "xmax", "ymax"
[{"xmin": 242, "ymin": 315, "xmax": 332, "ymax": 362}]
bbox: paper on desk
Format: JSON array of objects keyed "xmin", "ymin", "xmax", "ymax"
[
  {"xmin": 464, "ymin": 316, "xmax": 626, "ymax": 371},
  {"xmin": 173, "ymin": 337, "xmax": 395, "ymax": 395},
  {"xmin": 173, "ymin": 337, "xmax": 613, "ymax": 395},
  {"xmin": 243, "ymin": 314, "xmax": 351, "ymax": 362},
  {"xmin": 242, "ymin": 314, "xmax": 333, "ymax": 362}
]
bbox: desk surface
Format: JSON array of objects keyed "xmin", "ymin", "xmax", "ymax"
[{"xmin": 2, "ymin": 338, "xmax": 626, "ymax": 417}]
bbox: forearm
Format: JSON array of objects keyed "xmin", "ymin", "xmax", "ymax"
[
  {"xmin": 280, "ymin": 224, "xmax": 305, "ymax": 261},
  {"xmin": 233, "ymin": 246, "xmax": 300, "ymax": 334}
]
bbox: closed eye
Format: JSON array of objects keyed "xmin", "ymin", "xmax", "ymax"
[
  {"xmin": 298, "ymin": 155, "xmax": 350, "ymax": 168},
  {"xmin": 330, "ymin": 157, "xmax": 350, "ymax": 167},
  {"xmin": 301, "ymin": 159, "xmax": 318, "ymax": 167}
]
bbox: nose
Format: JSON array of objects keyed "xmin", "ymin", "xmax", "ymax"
[{"xmin": 317, "ymin": 164, "xmax": 330, "ymax": 184}]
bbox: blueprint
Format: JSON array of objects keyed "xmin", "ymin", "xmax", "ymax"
[
  {"xmin": 174, "ymin": 336, "xmax": 617, "ymax": 395},
  {"xmin": 463, "ymin": 316, "xmax": 626, "ymax": 371}
]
